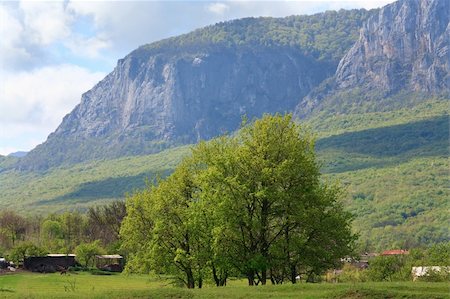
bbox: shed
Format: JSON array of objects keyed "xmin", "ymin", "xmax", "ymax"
[
  {"xmin": 95, "ymin": 254, "xmax": 124, "ymax": 272},
  {"xmin": 24, "ymin": 254, "xmax": 76, "ymax": 273},
  {"xmin": 0, "ymin": 257, "xmax": 8, "ymax": 269}
]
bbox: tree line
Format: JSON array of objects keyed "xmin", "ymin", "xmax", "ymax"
[{"xmin": 0, "ymin": 201, "xmax": 125, "ymax": 266}]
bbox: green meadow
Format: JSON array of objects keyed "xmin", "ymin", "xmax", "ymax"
[{"xmin": 0, "ymin": 272, "xmax": 448, "ymax": 299}]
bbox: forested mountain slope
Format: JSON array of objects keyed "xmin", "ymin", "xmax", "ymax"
[{"xmin": 1, "ymin": 99, "xmax": 448, "ymax": 250}]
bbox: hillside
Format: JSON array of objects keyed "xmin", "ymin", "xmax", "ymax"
[{"xmin": 1, "ymin": 99, "xmax": 448, "ymax": 250}]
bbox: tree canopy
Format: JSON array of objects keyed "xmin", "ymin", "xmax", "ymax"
[{"xmin": 120, "ymin": 114, "xmax": 355, "ymax": 288}]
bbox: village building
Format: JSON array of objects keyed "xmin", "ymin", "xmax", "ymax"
[
  {"xmin": 24, "ymin": 254, "xmax": 76, "ymax": 273},
  {"xmin": 411, "ymin": 266, "xmax": 449, "ymax": 281},
  {"xmin": 95, "ymin": 254, "xmax": 124, "ymax": 272},
  {"xmin": 381, "ymin": 249, "xmax": 409, "ymax": 255}
]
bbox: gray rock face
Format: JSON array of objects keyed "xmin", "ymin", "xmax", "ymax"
[
  {"xmin": 336, "ymin": 0, "xmax": 449, "ymax": 93},
  {"xmin": 19, "ymin": 45, "xmax": 333, "ymax": 170},
  {"xmin": 295, "ymin": 0, "xmax": 450, "ymax": 118},
  {"xmin": 59, "ymin": 47, "xmax": 330, "ymax": 142}
]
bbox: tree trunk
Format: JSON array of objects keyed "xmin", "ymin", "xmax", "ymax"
[
  {"xmin": 270, "ymin": 268, "xmax": 275, "ymax": 285},
  {"xmin": 212, "ymin": 265, "xmax": 228, "ymax": 286},
  {"xmin": 198, "ymin": 276, "xmax": 203, "ymax": 289},
  {"xmin": 186, "ymin": 268, "xmax": 195, "ymax": 288},
  {"xmin": 212, "ymin": 265, "xmax": 220, "ymax": 286},
  {"xmin": 247, "ymin": 270, "xmax": 255, "ymax": 286},
  {"xmin": 306, "ymin": 271, "xmax": 315, "ymax": 283},
  {"xmin": 261, "ymin": 269, "xmax": 267, "ymax": 285},
  {"xmin": 290, "ymin": 265, "xmax": 297, "ymax": 284}
]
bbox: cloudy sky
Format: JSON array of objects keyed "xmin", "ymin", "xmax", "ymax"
[{"xmin": 0, "ymin": 0, "xmax": 394, "ymax": 156}]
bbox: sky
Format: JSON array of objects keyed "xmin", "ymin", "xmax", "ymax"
[{"xmin": 0, "ymin": 0, "xmax": 394, "ymax": 156}]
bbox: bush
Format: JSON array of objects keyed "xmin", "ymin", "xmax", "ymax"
[
  {"xmin": 367, "ymin": 255, "xmax": 409, "ymax": 281},
  {"xmin": 8, "ymin": 242, "xmax": 47, "ymax": 265},
  {"xmin": 417, "ymin": 268, "xmax": 450, "ymax": 282},
  {"xmin": 74, "ymin": 240, "xmax": 105, "ymax": 268},
  {"xmin": 338, "ymin": 264, "xmax": 368, "ymax": 282}
]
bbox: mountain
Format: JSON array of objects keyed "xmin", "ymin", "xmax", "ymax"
[
  {"xmin": 17, "ymin": 9, "xmax": 374, "ymax": 171},
  {"xmin": 8, "ymin": 151, "xmax": 28, "ymax": 158},
  {"xmin": 296, "ymin": 0, "xmax": 450, "ymax": 117}
]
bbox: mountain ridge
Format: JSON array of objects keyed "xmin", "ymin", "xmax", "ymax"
[
  {"xmin": 295, "ymin": 0, "xmax": 450, "ymax": 117},
  {"xmin": 17, "ymin": 9, "xmax": 374, "ymax": 171},
  {"xmin": 15, "ymin": 0, "xmax": 450, "ymax": 172}
]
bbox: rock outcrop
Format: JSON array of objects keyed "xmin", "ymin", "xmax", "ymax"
[
  {"xmin": 337, "ymin": 0, "xmax": 449, "ymax": 93},
  {"xmin": 295, "ymin": 0, "xmax": 450, "ymax": 117}
]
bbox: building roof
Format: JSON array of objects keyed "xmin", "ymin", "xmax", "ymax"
[
  {"xmin": 381, "ymin": 249, "xmax": 409, "ymax": 255},
  {"xmin": 47, "ymin": 254, "xmax": 76, "ymax": 257},
  {"xmin": 95, "ymin": 255, "xmax": 123, "ymax": 259}
]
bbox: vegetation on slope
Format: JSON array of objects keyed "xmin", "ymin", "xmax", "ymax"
[
  {"xmin": 0, "ymin": 146, "xmax": 189, "ymax": 213},
  {"xmin": 0, "ymin": 99, "xmax": 447, "ymax": 251},
  {"xmin": 140, "ymin": 9, "xmax": 375, "ymax": 62}
]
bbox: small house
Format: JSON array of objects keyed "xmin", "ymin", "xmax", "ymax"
[
  {"xmin": 95, "ymin": 254, "xmax": 124, "ymax": 272},
  {"xmin": 24, "ymin": 254, "xmax": 76, "ymax": 273},
  {"xmin": 381, "ymin": 249, "xmax": 409, "ymax": 256},
  {"xmin": 411, "ymin": 266, "xmax": 449, "ymax": 281}
]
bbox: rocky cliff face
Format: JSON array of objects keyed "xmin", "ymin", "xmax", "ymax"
[
  {"xmin": 18, "ymin": 1, "xmax": 449, "ymax": 170},
  {"xmin": 19, "ymin": 46, "xmax": 333, "ymax": 170},
  {"xmin": 337, "ymin": 0, "xmax": 449, "ymax": 93},
  {"xmin": 19, "ymin": 10, "xmax": 373, "ymax": 170},
  {"xmin": 58, "ymin": 47, "xmax": 329, "ymax": 142},
  {"xmin": 295, "ymin": 0, "xmax": 450, "ymax": 117}
]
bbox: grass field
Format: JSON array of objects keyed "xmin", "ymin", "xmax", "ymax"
[{"xmin": 0, "ymin": 272, "xmax": 448, "ymax": 299}]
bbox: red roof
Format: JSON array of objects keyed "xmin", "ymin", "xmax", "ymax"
[{"xmin": 381, "ymin": 249, "xmax": 409, "ymax": 255}]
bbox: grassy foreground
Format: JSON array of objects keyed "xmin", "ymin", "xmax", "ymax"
[{"xmin": 0, "ymin": 272, "xmax": 448, "ymax": 299}]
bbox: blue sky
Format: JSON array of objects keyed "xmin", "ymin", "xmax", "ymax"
[{"xmin": 0, "ymin": 0, "xmax": 394, "ymax": 155}]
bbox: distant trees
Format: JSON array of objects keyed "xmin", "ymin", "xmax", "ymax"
[
  {"xmin": 121, "ymin": 114, "xmax": 355, "ymax": 288},
  {"xmin": 0, "ymin": 211, "xmax": 27, "ymax": 247},
  {"xmin": 86, "ymin": 200, "xmax": 126, "ymax": 250},
  {"xmin": 0, "ymin": 202, "xmax": 127, "ymax": 260},
  {"xmin": 74, "ymin": 240, "xmax": 105, "ymax": 268}
]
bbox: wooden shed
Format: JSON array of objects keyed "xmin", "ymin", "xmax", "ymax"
[
  {"xmin": 24, "ymin": 254, "xmax": 76, "ymax": 273},
  {"xmin": 95, "ymin": 254, "xmax": 124, "ymax": 272}
]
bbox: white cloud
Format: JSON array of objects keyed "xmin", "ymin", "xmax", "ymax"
[
  {"xmin": 19, "ymin": 1, "xmax": 72, "ymax": 45},
  {"xmin": 1, "ymin": 65, "xmax": 104, "ymax": 126},
  {"xmin": 0, "ymin": 4, "xmax": 33, "ymax": 70},
  {"xmin": 207, "ymin": 3, "xmax": 230, "ymax": 15},
  {"xmin": 65, "ymin": 35, "xmax": 111, "ymax": 59},
  {"xmin": 0, "ymin": 65, "xmax": 105, "ymax": 154}
]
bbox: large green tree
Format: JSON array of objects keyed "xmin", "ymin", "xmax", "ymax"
[
  {"xmin": 121, "ymin": 114, "xmax": 355, "ymax": 287},
  {"xmin": 194, "ymin": 114, "xmax": 354, "ymax": 285},
  {"xmin": 121, "ymin": 162, "xmax": 209, "ymax": 288}
]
